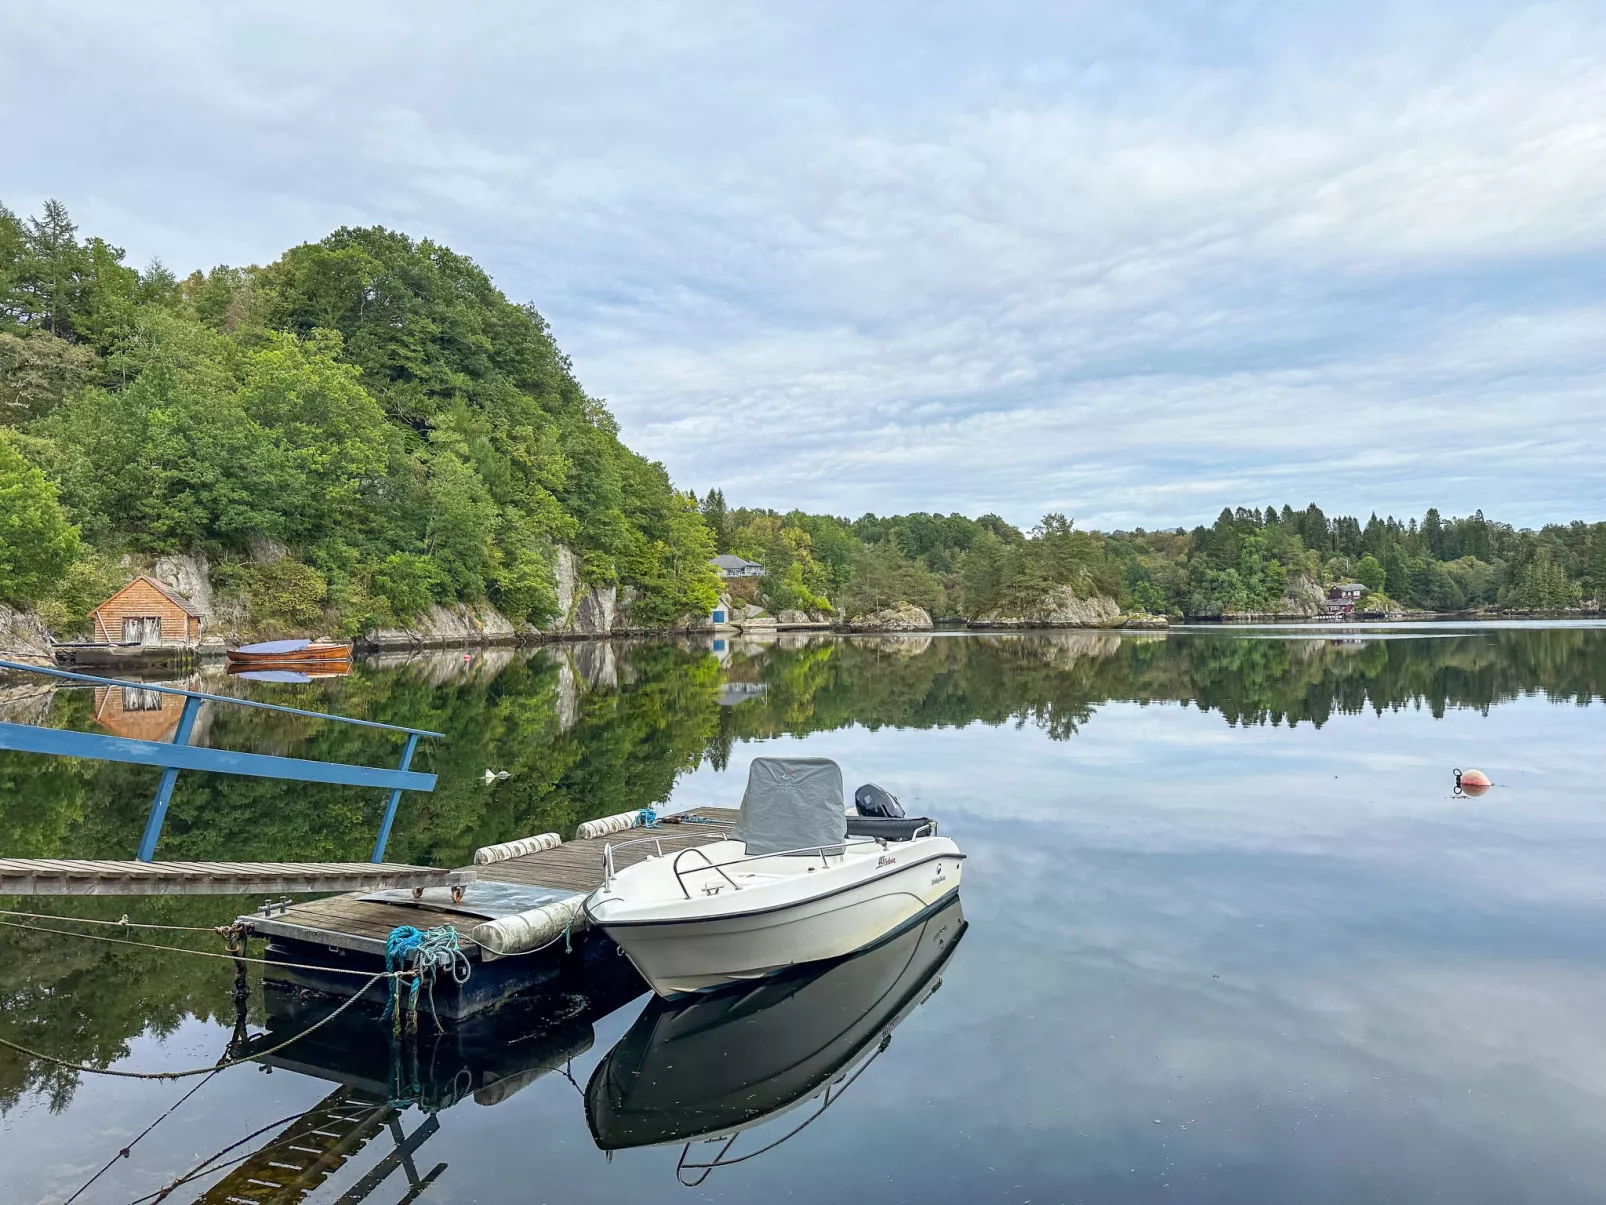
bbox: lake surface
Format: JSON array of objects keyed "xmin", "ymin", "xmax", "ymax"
[{"xmin": 3, "ymin": 623, "xmax": 1605, "ymax": 1203}]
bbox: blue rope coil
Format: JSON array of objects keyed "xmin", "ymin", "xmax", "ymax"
[
  {"xmin": 383, "ymin": 924, "xmax": 471, "ymax": 1034},
  {"xmin": 637, "ymin": 807, "xmax": 659, "ymax": 827}
]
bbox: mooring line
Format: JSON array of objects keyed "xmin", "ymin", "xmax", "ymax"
[
  {"xmin": 0, "ymin": 907, "xmax": 225, "ymax": 934},
  {"xmin": 64, "ymin": 1069, "xmax": 221, "ymax": 1205},
  {"xmin": 0, "ymin": 968, "xmax": 391, "ymax": 1081},
  {"xmin": 116, "ymin": 1108, "xmax": 310, "ymax": 1205},
  {"xmin": 0, "ymin": 917, "xmax": 412, "ymax": 979}
]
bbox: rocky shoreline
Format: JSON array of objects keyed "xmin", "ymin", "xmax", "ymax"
[{"xmin": 7, "ymin": 550, "xmax": 1599, "ymax": 664}]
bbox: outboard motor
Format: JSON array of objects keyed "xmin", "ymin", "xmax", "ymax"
[{"xmin": 854, "ymin": 783, "xmax": 905, "ymax": 818}]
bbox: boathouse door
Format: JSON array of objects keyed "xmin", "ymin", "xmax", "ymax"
[{"xmin": 123, "ymin": 616, "xmax": 162, "ymax": 644}]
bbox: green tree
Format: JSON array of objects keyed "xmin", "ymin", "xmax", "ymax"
[
  {"xmin": 1506, "ymin": 547, "xmax": 1581, "ymax": 611},
  {"xmin": 1585, "ymin": 524, "xmax": 1606, "ymax": 606},
  {"xmin": 1356, "ymin": 554, "xmax": 1386, "ymax": 594},
  {"xmin": 0, "ymin": 331, "xmax": 96, "ymax": 425},
  {"xmin": 699, "ymin": 488, "xmax": 731, "ymax": 554},
  {"xmin": 0, "ymin": 431, "xmax": 79, "ymax": 604},
  {"xmin": 238, "ymin": 328, "xmax": 393, "ymax": 542},
  {"xmin": 244, "ymin": 558, "xmax": 329, "ymax": 630},
  {"xmin": 839, "ymin": 535, "xmax": 937, "ymax": 617},
  {"xmin": 42, "ymin": 316, "xmax": 288, "ymax": 550}
]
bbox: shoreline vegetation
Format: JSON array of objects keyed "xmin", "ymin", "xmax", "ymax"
[
  {"xmin": 2, "ymin": 199, "xmax": 1603, "ymax": 656},
  {"xmin": 698, "ymin": 496, "xmax": 1605, "ymax": 634}
]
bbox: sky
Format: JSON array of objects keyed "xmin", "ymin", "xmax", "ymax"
[{"xmin": 2, "ymin": 1, "xmax": 1603, "ymax": 531}]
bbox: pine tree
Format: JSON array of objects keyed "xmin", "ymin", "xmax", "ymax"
[
  {"xmin": 700, "ymin": 487, "xmax": 731, "ymax": 553},
  {"xmin": 23, "ymin": 199, "xmax": 88, "ymax": 338}
]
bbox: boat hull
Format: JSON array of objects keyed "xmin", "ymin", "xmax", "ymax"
[{"xmin": 591, "ymin": 849, "xmax": 964, "ymax": 996}]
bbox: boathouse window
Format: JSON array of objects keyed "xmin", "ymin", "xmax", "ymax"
[
  {"xmin": 123, "ymin": 616, "xmax": 161, "ymax": 643},
  {"xmin": 712, "ymin": 609, "xmax": 726, "ymax": 623}
]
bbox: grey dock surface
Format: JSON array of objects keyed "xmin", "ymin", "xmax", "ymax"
[
  {"xmin": 247, "ymin": 808, "xmax": 741, "ymax": 959},
  {"xmin": 0, "ymin": 859, "xmax": 474, "ymax": 896}
]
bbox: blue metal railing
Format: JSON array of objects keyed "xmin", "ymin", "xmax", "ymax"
[{"xmin": 0, "ymin": 659, "xmax": 443, "ymax": 863}]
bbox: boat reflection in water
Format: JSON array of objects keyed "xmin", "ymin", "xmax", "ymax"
[
  {"xmin": 197, "ymin": 964, "xmax": 643, "ymax": 1205},
  {"xmin": 586, "ymin": 894, "xmax": 966, "ymax": 1185}
]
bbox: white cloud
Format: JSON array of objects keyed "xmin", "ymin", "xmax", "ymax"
[{"xmin": 3, "ymin": 0, "xmax": 1603, "ymax": 526}]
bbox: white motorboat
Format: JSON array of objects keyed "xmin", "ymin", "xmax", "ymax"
[{"xmin": 583, "ymin": 757, "xmax": 964, "ymax": 997}]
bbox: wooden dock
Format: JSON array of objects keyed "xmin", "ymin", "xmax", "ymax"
[
  {"xmin": 0, "ymin": 859, "xmax": 474, "ymax": 896},
  {"xmin": 243, "ymin": 809, "xmax": 741, "ymax": 1018}
]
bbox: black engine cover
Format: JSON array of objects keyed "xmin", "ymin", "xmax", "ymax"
[{"xmin": 854, "ymin": 783, "xmax": 906, "ymax": 818}]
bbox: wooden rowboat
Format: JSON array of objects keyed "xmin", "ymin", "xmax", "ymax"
[{"xmin": 226, "ymin": 639, "xmax": 353, "ymax": 666}]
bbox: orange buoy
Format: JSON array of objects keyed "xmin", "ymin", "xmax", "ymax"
[{"xmin": 1455, "ymin": 768, "xmax": 1492, "ymax": 796}]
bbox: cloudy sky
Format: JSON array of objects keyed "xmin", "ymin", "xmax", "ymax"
[{"xmin": 3, "ymin": 1, "xmax": 1603, "ymax": 529}]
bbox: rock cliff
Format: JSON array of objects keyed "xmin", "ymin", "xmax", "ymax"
[
  {"xmin": 842, "ymin": 604, "xmax": 935, "ymax": 632},
  {"xmin": 968, "ymin": 588, "xmax": 1123, "ymax": 628},
  {"xmin": 2, "ymin": 539, "xmax": 705, "ymax": 656},
  {"xmin": 360, "ymin": 602, "xmax": 522, "ymax": 650},
  {"xmin": 0, "ymin": 604, "xmax": 53, "ymax": 663}
]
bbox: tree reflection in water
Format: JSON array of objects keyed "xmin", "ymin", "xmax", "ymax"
[{"xmin": 1, "ymin": 626, "xmax": 1601, "ymax": 1125}]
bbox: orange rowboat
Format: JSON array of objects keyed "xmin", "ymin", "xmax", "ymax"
[{"xmin": 226, "ymin": 639, "xmax": 353, "ymax": 666}]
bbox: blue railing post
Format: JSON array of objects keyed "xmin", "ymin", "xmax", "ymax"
[
  {"xmin": 137, "ymin": 694, "xmax": 203, "ymax": 862},
  {"xmin": 371, "ymin": 732, "xmax": 420, "ymax": 863}
]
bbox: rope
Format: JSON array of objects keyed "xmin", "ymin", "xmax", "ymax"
[
  {"xmin": 0, "ymin": 908, "xmax": 224, "ymax": 934},
  {"xmin": 0, "ymin": 969, "xmax": 388, "ymax": 1081},
  {"xmin": 637, "ymin": 807, "xmax": 660, "ymax": 827},
  {"xmin": 0, "ymin": 900, "xmax": 521, "ymax": 963},
  {"xmin": 64, "ymin": 1069, "xmax": 221, "ymax": 1203},
  {"xmin": 119, "ymin": 1109, "xmax": 309, "ymax": 1205},
  {"xmin": 382, "ymin": 925, "xmax": 471, "ymax": 1034},
  {"xmin": 0, "ymin": 917, "xmax": 410, "ymax": 980}
]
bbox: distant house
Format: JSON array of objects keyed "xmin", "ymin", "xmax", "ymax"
[
  {"xmin": 90, "ymin": 577, "xmax": 204, "ymax": 646},
  {"xmin": 711, "ymin": 554, "xmax": 764, "ymax": 579},
  {"xmin": 1323, "ymin": 582, "xmax": 1368, "ymax": 618}
]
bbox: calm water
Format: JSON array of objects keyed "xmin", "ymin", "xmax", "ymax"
[{"xmin": 3, "ymin": 624, "xmax": 1606, "ymax": 1203}]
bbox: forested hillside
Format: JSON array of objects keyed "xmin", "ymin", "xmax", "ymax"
[
  {"xmin": 701, "ymin": 494, "xmax": 1606, "ymax": 620},
  {"xmin": 0, "ymin": 199, "xmax": 716, "ymax": 636},
  {"xmin": 2, "ymin": 198, "xmax": 1600, "ymax": 638}
]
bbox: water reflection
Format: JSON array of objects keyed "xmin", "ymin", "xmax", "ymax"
[
  {"xmin": 192, "ymin": 959, "xmax": 648, "ymax": 1204},
  {"xmin": 587, "ymin": 896, "xmax": 966, "ymax": 1183},
  {"xmin": 149, "ymin": 901, "xmax": 966, "ymax": 1200},
  {"xmin": 6, "ymin": 626, "xmax": 1604, "ymax": 867},
  {"xmin": 3, "ymin": 625, "xmax": 1606, "ymax": 1203}
]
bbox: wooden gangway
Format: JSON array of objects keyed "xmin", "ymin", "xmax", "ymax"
[{"xmin": 0, "ymin": 859, "xmax": 474, "ymax": 896}]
